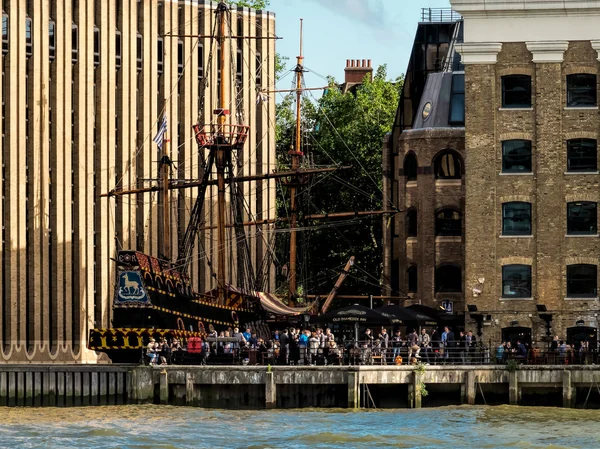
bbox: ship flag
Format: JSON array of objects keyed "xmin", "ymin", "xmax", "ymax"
[{"xmin": 153, "ymin": 114, "xmax": 168, "ymax": 149}]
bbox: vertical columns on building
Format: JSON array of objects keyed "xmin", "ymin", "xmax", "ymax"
[
  {"xmin": 4, "ymin": 0, "xmax": 28, "ymax": 355},
  {"xmin": 28, "ymin": 0, "xmax": 51, "ymax": 359},
  {"xmin": 76, "ymin": 0, "xmax": 97, "ymax": 361},
  {"xmin": 94, "ymin": 0, "xmax": 117, "ymax": 330},
  {"xmin": 0, "ymin": 0, "xmax": 5, "ymax": 357},
  {"xmin": 381, "ymin": 134, "xmax": 392, "ymax": 297},
  {"xmin": 418, "ymin": 146, "xmax": 435, "ymax": 304},
  {"xmin": 197, "ymin": 3, "xmax": 212, "ymax": 291},
  {"xmin": 526, "ymin": 41, "xmax": 568, "ymax": 309},
  {"xmin": 117, "ymin": 0, "xmax": 138, "ymax": 253},
  {"xmin": 455, "ymin": 42, "xmax": 502, "ymax": 326},
  {"xmin": 264, "ymin": 11, "xmax": 276, "ymax": 288},
  {"xmin": 137, "ymin": 0, "xmax": 158, "ymax": 255},
  {"xmin": 177, "ymin": 1, "xmax": 194, "ymax": 265},
  {"xmin": 51, "ymin": 0, "xmax": 75, "ymax": 356},
  {"xmin": 158, "ymin": 0, "xmax": 178, "ymax": 260}
]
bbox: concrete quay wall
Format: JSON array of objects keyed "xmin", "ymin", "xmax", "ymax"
[{"xmin": 2, "ymin": 365, "xmax": 600, "ymax": 409}]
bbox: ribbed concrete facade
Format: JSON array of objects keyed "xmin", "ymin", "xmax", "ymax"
[{"xmin": 0, "ymin": 0, "xmax": 276, "ymax": 362}]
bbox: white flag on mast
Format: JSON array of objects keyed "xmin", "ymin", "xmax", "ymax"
[{"xmin": 153, "ymin": 114, "xmax": 168, "ymax": 149}]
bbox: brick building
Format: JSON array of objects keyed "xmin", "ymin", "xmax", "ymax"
[
  {"xmin": 454, "ymin": 0, "xmax": 600, "ymax": 347},
  {"xmin": 382, "ymin": 10, "xmax": 466, "ymax": 318}
]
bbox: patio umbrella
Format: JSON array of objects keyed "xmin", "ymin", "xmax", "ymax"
[
  {"xmin": 312, "ymin": 304, "xmax": 393, "ymax": 341},
  {"xmin": 375, "ymin": 305, "xmax": 438, "ymax": 327}
]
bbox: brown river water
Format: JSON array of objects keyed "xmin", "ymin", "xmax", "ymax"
[{"xmin": 0, "ymin": 405, "xmax": 598, "ymax": 448}]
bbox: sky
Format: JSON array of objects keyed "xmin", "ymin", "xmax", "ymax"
[{"xmin": 268, "ymin": 0, "xmax": 452, "ymax": 90}]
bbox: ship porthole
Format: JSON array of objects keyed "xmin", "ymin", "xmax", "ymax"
[
  {"xmin": 177, "ymin": 318, "xmax": 185, "ymax": 330},
  {"xmin": 231, "ymin": 311, "xmax": 239, "ymax": 323}
]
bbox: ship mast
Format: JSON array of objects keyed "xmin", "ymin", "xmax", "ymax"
[
  {"xmin": 215, "ymin": 1, "xmax": 228, "ymax": 304},
  {"xmin": 288, "ymin": 19, "xmax": 305, "ymax": 301},
  {"xmin": 159, "ymin": 134, "xmax": 172, "ymax": 260}
]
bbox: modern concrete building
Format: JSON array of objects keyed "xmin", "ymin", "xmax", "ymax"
[
  {"xmin": 453, "ymin": 0, "xmax": 600, "ymax": 347},
  {"xmin": 0, "ymin": 0, "xmax": 276, "ymax": 362},
  {"xmin": 382, "ymin": 10, "xmax": 466, "ymax": 318}
]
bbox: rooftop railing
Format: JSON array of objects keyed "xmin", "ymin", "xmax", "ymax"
[{"xmin": 421, "ymin": 8, "xmax": 462, "ymax": 23}]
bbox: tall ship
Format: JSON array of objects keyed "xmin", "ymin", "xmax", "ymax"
[{"xmin": 88, "ymin": 1, "xmax": 391, "ymax": 363}]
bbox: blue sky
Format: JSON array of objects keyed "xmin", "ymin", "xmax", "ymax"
[{"xmin": 269, "ymin": 0, "xmax": 452, "ymax": 89}]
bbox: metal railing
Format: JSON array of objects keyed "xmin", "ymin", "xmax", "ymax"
[
  {"xmin": 420, "ymin": 8, "xmax": 462, "ymax": 23},
  {"xmin": 142, "ymin": 339, "xmax": 600, "ymax": 367}
]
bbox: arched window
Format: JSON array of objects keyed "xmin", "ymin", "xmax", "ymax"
[
  {"xmin": 406, "ymin": 209, "xmax": 417, "ymax": 237},
  {"xmin": 407, "ymin": 265, "xmax": 417, "ymax": 293},
  {"xmin": 567, "ymin": 202, "xmax": 597, "ymax": 235},
  {"xmin": 502, "ymin": 75, "xmax": 531, "ymax": 108},
  {"xmin": 434, "ymin": 150, "xmax": 462, "ymax": 179},
  {"xmin": 435, "ymin": 209, "xmax": 461, "ymax": 236},
  {"xmin": 567, "ymin": 264, "xmax": 597, "ymax": 298},
  {"xmin": 567, "ymin": 139, "xmax": 597, "ymax": 172},
  {"xmin": 502, "ymin": 265, "xmax": 532, "ymax": 298},
  {"xmin": 567, "ymin": 74, "xmax": 597, "ymax": 107},
  {"xmin": 435, "ymin": 265, "xmax": 461, "ymax": 292},
  {"xmin": 502, "ymin": 202, "xmax": 532, "ymax": 236},
  {"xmin": 404, "ymin": 153, "xmax": 417, "ymax": 181}
]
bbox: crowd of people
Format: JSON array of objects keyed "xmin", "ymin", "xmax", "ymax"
[{"xmin": 145, "ymin": 325, "xmax": 596, "ymax": 366}]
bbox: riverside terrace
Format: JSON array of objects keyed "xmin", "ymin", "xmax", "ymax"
[{"xmin": 142, "ymin": 336, "xmax": 600, "ymax": 367}]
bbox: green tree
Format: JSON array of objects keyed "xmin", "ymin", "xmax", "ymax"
[
  {"xmin": 277, "ymin": 65, "xmax": 401, "ymax": 302},
  {"xmin": 228, "ymin": 0, "xmax": 270, "ymax": 8}
]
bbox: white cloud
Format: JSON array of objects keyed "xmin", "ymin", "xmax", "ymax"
[{"xmin": 305, "ymin": 0, "xmax": 387, "ymax": 29}]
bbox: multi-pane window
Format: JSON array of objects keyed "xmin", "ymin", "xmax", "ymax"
[
  {"xmin": 136, "ymin": 33, "xmax": 143, "ymax": 72},
  {"xmin": 198, "ymin": 43, "xmax": 204, "ymax": 80},
  {"xmin": 567, "ymin": 139, "xmax": 597, "ymax": 172},
  {"xmin": 502, "ymin": 140, "xmax": 532, "ymax": 173},
  {"xmin": 93, "ymin": 26, "xmax": 100, "ymax": 67},
  {"xmin": 49, "ymin": 20, "xmax": 56, "ymax": 61},
  {"xmin": 71, "ymin": 23, "xmax": 78, "ymax": 64},
  {"xmin": 567, "ymin": 264, "xmax": 597, "ymax": 298},
  {"xmin": 567, "ymin": 74, "xmax": 597, "ymax": 107},
  {"xmin": 157, "ymin": 37, "xmax": 164, "ymax": 75},
  {"xmin": 406, "ymin": 209, "xmax": 417, "ymax": 237},
  {"xmin": 502, "ymin": 75, "xmax": 531, "ymax": 108},
  {"xmin": 435, "ymin": 265, "xmax": 462, "ymax": 292},
  {"xmin": 236, "ymin": 48, "xmax": 243, "ymax": 85},
  {"xmin": 407, "ymin": 265, "xmax": 417, "ymax": 293},
  {"xmin": 434, "ymin": 150, "xmax": 462, "ymax": 179},
  {"xmin": 177, "ymin": 39, "xmax": 184, "ymax": 75},
  {"xmin": 502, "ymin": 265, "xmax": 532, "ymax": 298},
  {"xmin": 502, "ymin": 202, "xmax": 532, "ymax": 236},
  {"xmin": 448, "ymin": 73, "xmax": 465, "ymax": 125},
  {"xmin": 435, "ymin": 209, "xmax": 461, "ymax": 236},
  {"xmin": 115, "ymin": 31, "xmax": 122, "ymax": 69},
  {"xmin": 255, "ymin": 52, "xmax": 261, "ymax": 86},
  {"xmin": 2, "ymin": 13, "xmax": 8, "ymax": 54},
  {"xmin": 404, "ymin": 153, "xmax": 417, "ymax": 181},
  {"xmin": 567, "ymin": 202, "xmax": 597, "ymax": 235},
  {"xmin": 25, "ymin": 17, "xmax": 32, "ymax": 56}
]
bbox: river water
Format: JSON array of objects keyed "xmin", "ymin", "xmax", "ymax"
[{"xmin": 0, "ymin": 405, "xmax": 598, "ymax": 449}]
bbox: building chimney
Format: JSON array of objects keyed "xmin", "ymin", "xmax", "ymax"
[{"xmin": 344, "ymin": 57, "xmax": 374, "ymax": 86}]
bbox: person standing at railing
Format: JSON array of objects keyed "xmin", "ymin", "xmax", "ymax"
[
  {"xmin": 407, "ymin": 329, "xmax": 421, "ymax": 361},
  {"xmin": 420, "ymin": 328, "xmax": 430, "ymax": 363},
  {"xmin": 392, "ymin": 330, "xmax": 402, "ymax": 360},
  {"xmin": 279, "ymin": 328, "xmax": 290, "ymax": 365},
  {"xmin": 298, "ymin": 329, "xmax": 310, "ymax": 365},
  {"xmin": 379, "ymin": 328, "xmax": 389, "ymax": 362},
  {"xmin": 458, "ymin": 331, "xmax": 467, "ymax": 364},
  {"xmin": 467, "ymin": 331, "xmax": 477, "ymax": 364}
]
